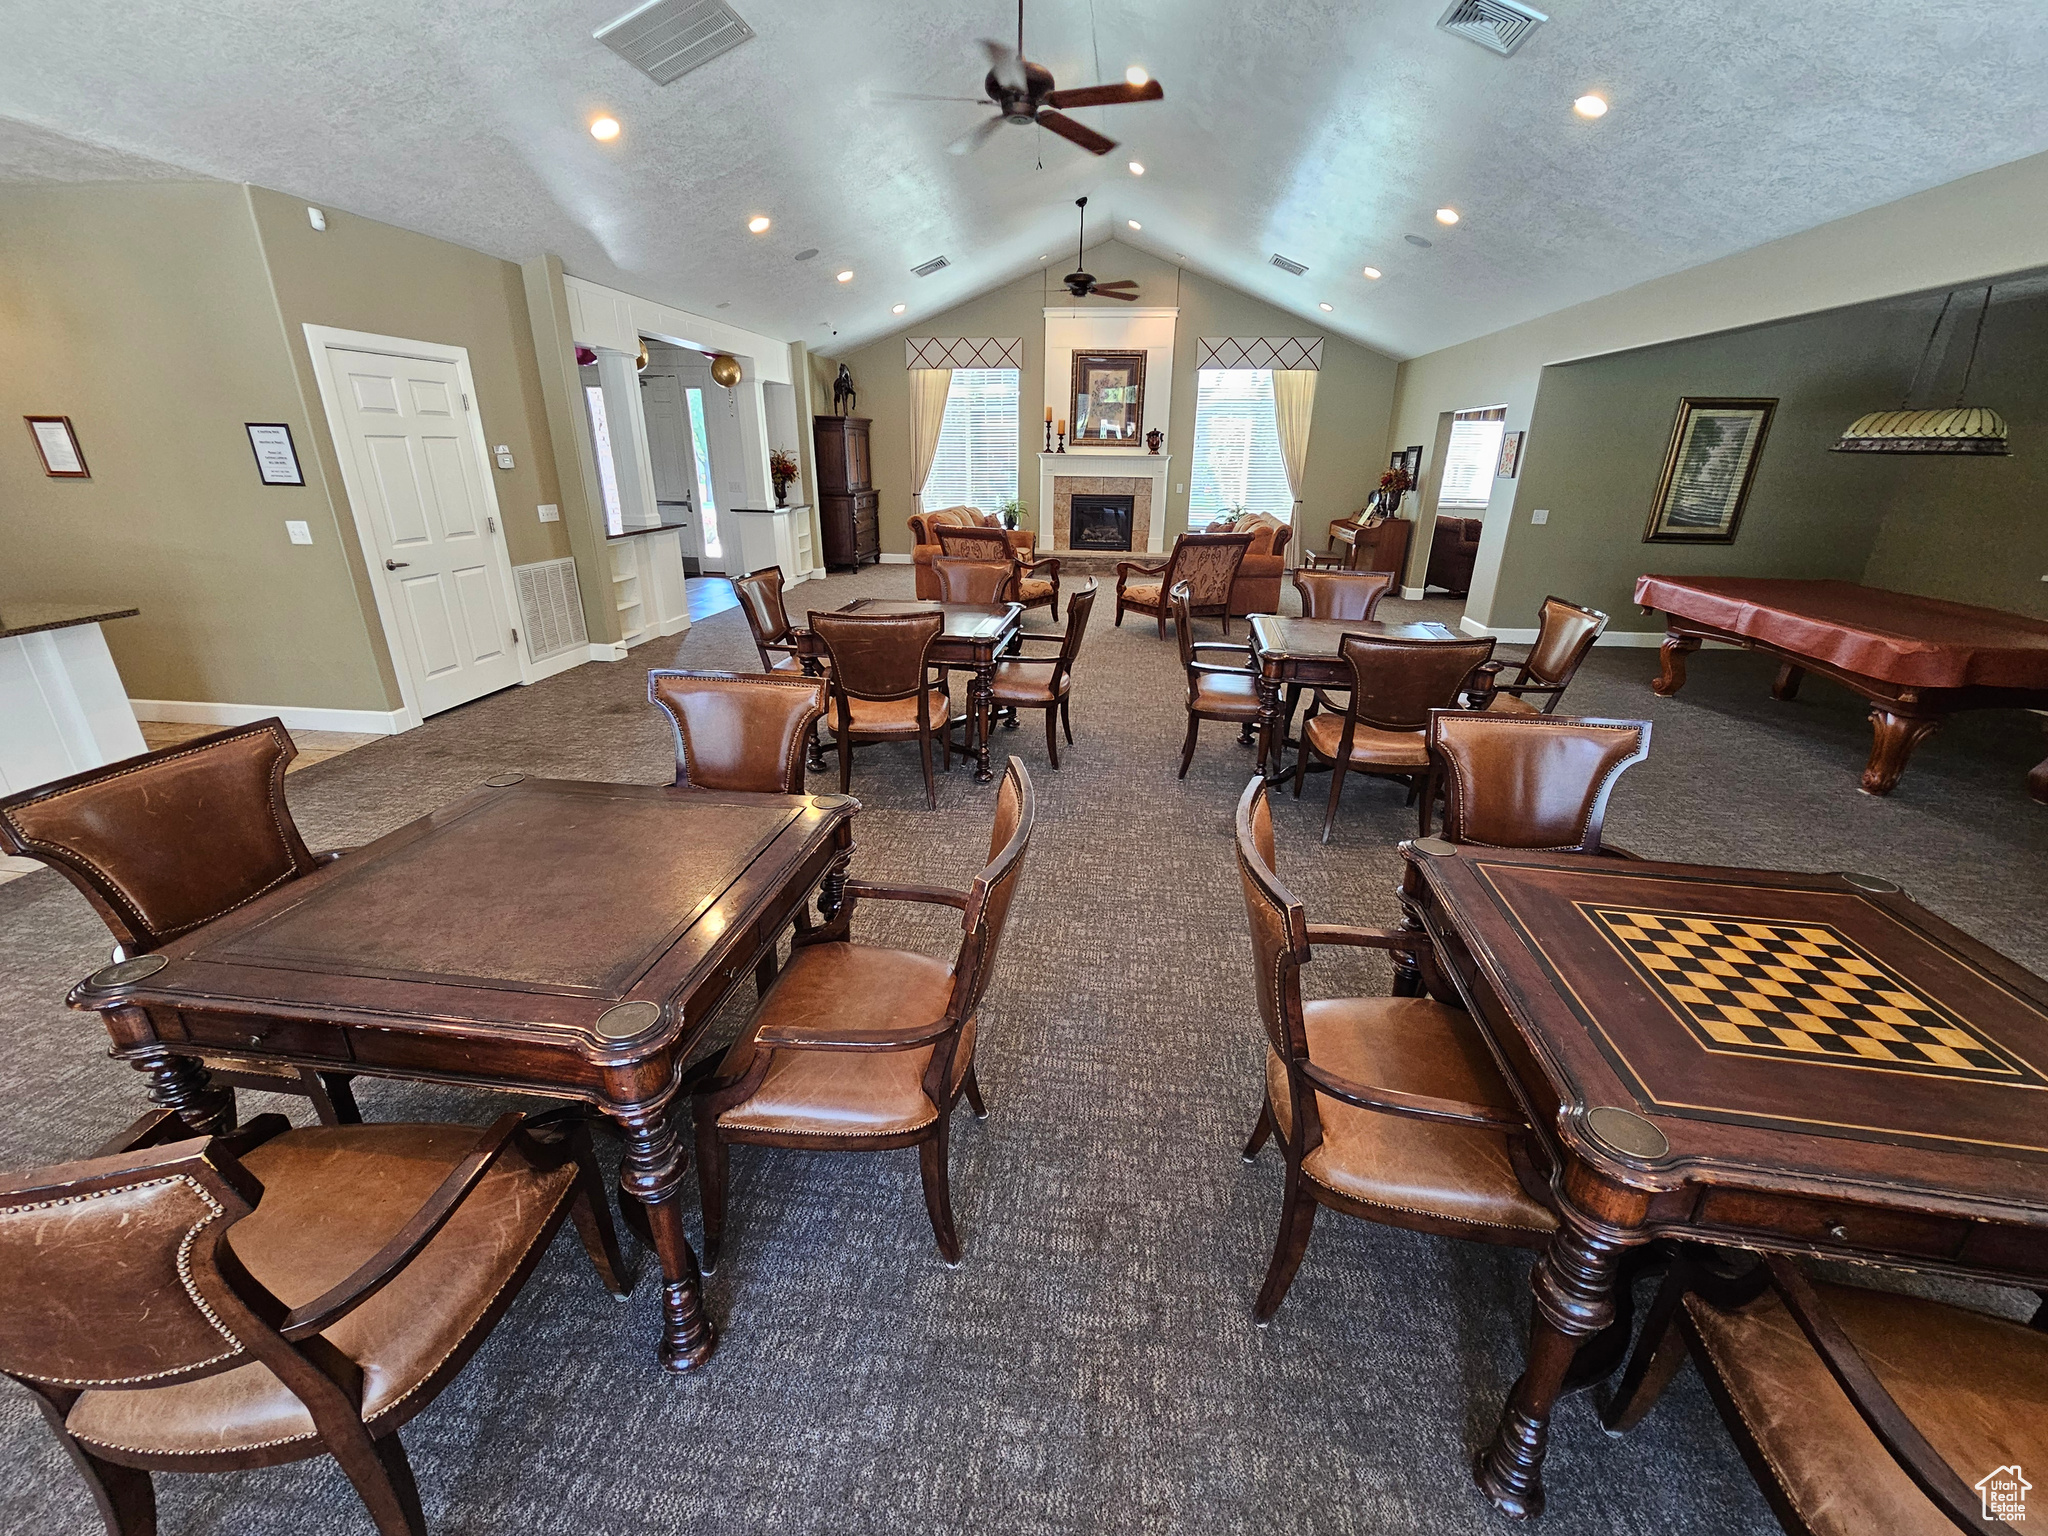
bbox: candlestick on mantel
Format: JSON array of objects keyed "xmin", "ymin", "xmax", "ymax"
[{"xmin": 1056, "ymin": 422, "xmax": 1066, "ymax": 454}]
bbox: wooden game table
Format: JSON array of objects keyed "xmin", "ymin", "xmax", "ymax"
[
  {"xmin": 69, "ymin": 776, "xmax": 859, "ymax": 1374},
  {"xmin": 1246, "ymin": 612, "xmax": 1466, "ymax": 777},
  {"xmin": 1398, "ymin": 839, "xmax": 2048, "ymax": 1518},
  {"xmin": 1634, "ymin": 574, "xmax": 2048, "ymax": 798}
]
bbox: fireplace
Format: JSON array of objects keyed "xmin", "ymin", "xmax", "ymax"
[{"xmin": 1071, "ymin": 494, "xmax": 1135, "ymax": 552}]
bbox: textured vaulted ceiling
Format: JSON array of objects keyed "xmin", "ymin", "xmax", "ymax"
[{"xmin": 3, "ymin": 1, "xmax": 2046, "ymax": 358}]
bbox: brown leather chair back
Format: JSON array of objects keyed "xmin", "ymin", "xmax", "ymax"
[
  {"xmin": 810, "ymin": 609, "xmax": 944, "ymax": 702},
  {"xmin": 1341, "ymin": 633, "xmax": 1497, "ymax": 733},
  {"xmin": 1525, "ymin": 596, "xmax": 1608, "ymax": 687},
  {"xmin": 1293, "ymin": 570, "xmax": 1395, "ymax": 621},
  {"xmin": 1055, "ymin": 580, "xmax": 1099, "ymax": 671},
  {"xmin": 1170, "ymin": 582, "xmax": 1202, "ymax": 671},
  {"xmin": 732, "ymin": 566, "xmax": 794, "ymax": 665},
  {"xmin": 1233, "ymin": 778, "xmax": 1311, "ymax": 1070},
  {"xmin": 648, "ymin": 670, "xmax": 827, "ymax": 793},
  {"xmin": 0, "ymin": 720, "xmax": 318, "ymax": 953},
  {"xmin": 934, "ymin": 525, "xmax": 1014, "ymax": 562},
  {"xmin": 1164, "ymin": 532, "xmax": 1256, "ymax": 609},
  {"xmin": 1428, "ymin": 711, "xmax": 1650, "ymax": 853},
  {"xmin": 931, "ymin": 556, "xmax": 1015, "ymax": 604},
  {"xmin": 943, "ymin": 757, "xmax": 1036, "ymax": 1023}
]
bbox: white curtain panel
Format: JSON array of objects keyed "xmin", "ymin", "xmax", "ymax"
[
  {"xmin": 1272, "ymin": 369, "xmax": 1318, "ymax": 565},
  {"xmin": 908, "ymin": 367, "xmax": 954, "ymax": 513}
]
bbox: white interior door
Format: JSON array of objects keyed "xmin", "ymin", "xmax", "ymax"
[{"xmin": 326, "ymin": 347, "xmax": 522, "ymax": 716}]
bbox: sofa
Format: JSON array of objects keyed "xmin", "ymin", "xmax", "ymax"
[
  {"xmin": 1224, "ymin": 513, "xmax": 1293, "ymax": 619},
  {"xmin": 909, "ymin": 506, "xmax": 1036, "ymax": 599},
  {"xmin": 1426, "ymin": 515, "xmax": 1483, "ymax": 596}
]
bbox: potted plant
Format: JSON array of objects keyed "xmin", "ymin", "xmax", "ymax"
[
  {"xmin": 1208, "ymin": 505, "xmax": 1246, "ymax": 531},
  {"xmin": 769, "ymin": 448, "xmax": 800, "ymax": 508},
  {"xmin": 997, "ymin": 497, "xmax": 1026, "ymax": 531}
]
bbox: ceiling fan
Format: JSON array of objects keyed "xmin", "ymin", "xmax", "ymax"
[
  {"xmin": 880, "ymin": 0, "xmax": 1164, "ymax": 157},
  {"xmin": 1062, "ymin": 198, "xmax": 1137, "ymax": 301}
]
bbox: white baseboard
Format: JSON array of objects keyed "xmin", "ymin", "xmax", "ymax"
[
  {"xmin": 130, "ymin": 698, "xmax": 414, "ymax": 735},
  {"xmin": 1401, "ymin": 586, "xmax": 1426, "ymax": 601},
  {"xmin": 1460, "ymin": 623, "xmax": 1707, "ymax": 649},
  {"xmin": 586, "ymin": 641, "xmax": 630, "ymax": 663},
  {"xmin": 878, "ymin": 553, "xmax": 913, "ymax": 565},
  {"xmin": 525, "ymin": 648, "xmax": 586, "ymax": 684}
]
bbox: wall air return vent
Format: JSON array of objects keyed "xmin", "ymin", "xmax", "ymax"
[
  {"xmin": 1437, "ymin": 0, "xmax": 1547, "ymax": 57},
  {"xmin": 595, "ymin": 0, "xmax": 754, "ymax": 85},
  {"xmin": 911, "ymin": 255, "xmax": 951, "ymax": 278},
  {"xmin": 1269, "ymin": 253, "xmax": 1307, "ymax": 277},
  {"xmin": 514, "ymin": 558, "xmax": 588, "ymax": 663}
]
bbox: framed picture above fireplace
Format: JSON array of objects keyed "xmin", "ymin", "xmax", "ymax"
[{"xmin": 1070, "ymin": 351, "xmax": 1147, "ymax": 445}]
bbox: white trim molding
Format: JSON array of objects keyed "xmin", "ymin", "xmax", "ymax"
[
  {"xmin": 877, "ymin": 552, "xmax": 914, "ymax": 564},
  {"xmin": 129, "ymin": 699, "xmax": 413, "ymax": 735},
  {"xmin": 1459, "ymin": 616, "xmax": 1686, "ymax": 648}
]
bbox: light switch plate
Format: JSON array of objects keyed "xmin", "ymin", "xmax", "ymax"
[
  {"xmin": 494, "ymin": 444, "xmax": 514, "ymax": 469},
  {"xmin": 537, "ymin": 503, "xmax": 560, "ymax": 523},
  {"xmin": 1530, "ymin": 508, "xmax": 1550, "ymax": 525},
  {"xmin": 285, "ymin": 520, "xmax": 312, "ymax": 545}
]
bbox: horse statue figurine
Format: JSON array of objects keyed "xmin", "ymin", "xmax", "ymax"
[{"xmin": 833, "ymin": 363, "xmax": 857, "ymax": 416}]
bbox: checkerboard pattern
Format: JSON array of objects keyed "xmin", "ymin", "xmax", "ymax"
[{"xmin": 1589, "ymin": 907, "xmax": 2037, "ymax": 1083}]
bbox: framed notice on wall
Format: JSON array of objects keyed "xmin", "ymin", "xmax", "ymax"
[
  {"xmin": 1644, "ymin": 397, "xmax": 1776, "ymax": 544},
  {"xmin": 25, "ymin": 416, "xmax": 88, "ymax": 478},
  {"xmin": 245, "ymin": 423, "xmax": 305, "ymax": 486}
]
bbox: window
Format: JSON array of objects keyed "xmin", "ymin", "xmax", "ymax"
[
  {"xmin": 684, "ymin": 386, "xmax": 721, "ymax": 558},
  {"xmin": 584, "ymin": 384, "xmax": 624, "ymax": 536},
  {"xmin": 1188, "ymin": 369, "xmax": 1292, "ymax": 528},
  {"xmin": 922, "ymin": 369, "xmax": 1020, "ymax": 512},
  {"xmin": 1438, "ymin": 406, "xmax": 1508, "ymax": 510}
]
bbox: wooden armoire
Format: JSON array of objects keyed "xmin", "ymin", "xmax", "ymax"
[{"xmin": 812, "ymin": 415, "xmax": 878, "ymax": 570}]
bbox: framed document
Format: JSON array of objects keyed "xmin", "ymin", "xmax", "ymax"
[
  {"xmin": 26, "ymin": 416, "xmax": 88, "ymax": 478},
  {"xmin": 1497, "ymin": 430, "xmax": 1525, "ymax": 478},
  {"xmin": 1069, "ymin": 351, "xmax": 1147, "ymax": 444},
  {"xmin": 1644, "ymin": 397, "xmax": 1776, "ymax": 544},
  {"xmin": 246, "ymin": 423, "xmax": 305, "ymax": 486}
]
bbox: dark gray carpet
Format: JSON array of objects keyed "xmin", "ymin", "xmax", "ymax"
[{"xmin": 4, "ymin": 562, "xmax": 2045, "ymax": 1536}]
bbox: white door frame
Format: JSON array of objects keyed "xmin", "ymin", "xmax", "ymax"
[{"xmin": 303, "ymin": 324, "xmax": 532, "ymax": 729}]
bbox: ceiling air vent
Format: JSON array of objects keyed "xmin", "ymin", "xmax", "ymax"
[
  {"xmin": 912, "ymin": 255, "xmax": 950, "ymax": 278},
  {"xmin": 595, "ymin": 0, "xmax": 754, "ymax": 85},
  {"xmin": 1436, "ymin": 0, "xmax": 1547, "ymax": 57},
  {"xmin": 1269, "ymin": 253, "xmax": 1307, "ymax": 277}
]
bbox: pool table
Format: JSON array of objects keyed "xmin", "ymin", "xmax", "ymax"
[{"xmin": 1633, "ymin": 575, "xmax": 2048, "ymax": 800}]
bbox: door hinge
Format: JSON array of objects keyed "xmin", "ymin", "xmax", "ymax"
[
  {"xmin": 486, "ymin": 514, "xmax": 497, "ymax": 533},
  {"xmin": 460, "ymin": 392, "xmax": 471, "ymax": 411},
  {"xmin": 510, "ymin": 626, "xmax": 519, "ymax": 644}
]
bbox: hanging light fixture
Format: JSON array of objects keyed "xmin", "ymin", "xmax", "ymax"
[{"xmin": 1834, "ymin": 285, "xmax": 2009, "ymax": 455}]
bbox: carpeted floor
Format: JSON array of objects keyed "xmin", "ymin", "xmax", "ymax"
[{"xmin": 4, "ymin": 562, "xmax": 2045, "ymax": 1536}]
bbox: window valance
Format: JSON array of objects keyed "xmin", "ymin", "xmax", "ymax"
[
  {"xmin": 905, "ymin": 338, "xmax": 1023, "ymax": 369},
  {"xmin": 1196, "ymin": 337, "xmax": 1323, "ymax": 371}
]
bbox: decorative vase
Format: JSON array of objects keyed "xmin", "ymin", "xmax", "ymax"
[
  {"xmin": 1146, "ymin": 428, "xmax": 1163, "ymax": 455},
  {"xmin": 774, "ymin": 485, "xmax": 788, "ymax": 508}
]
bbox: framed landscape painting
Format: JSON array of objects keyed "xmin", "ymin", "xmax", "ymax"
[{"xmin": 1644, "ymin": 397, "xmax": 1776, "ymax": 544}]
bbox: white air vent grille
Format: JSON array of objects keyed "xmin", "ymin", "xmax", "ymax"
[
  {"xmin": 1437, "ymin": 0, "xmax": 1547, "ymax": 57},
  {"xmin": 1269, "ymin": 253, "xmax": 1307, "ymax": 276},
  {"xmin": 515, "ymin": 558, "xmax": 588, "ymax": 663},
  {"xmin": 596, "ymin": 0, "xmax": 754, "ymax": 85},
  {"xmin": 912, "ymin": 255, "xmax": 950, "ymax": 278}
]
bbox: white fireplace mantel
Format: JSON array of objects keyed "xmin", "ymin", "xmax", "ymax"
[{"xmin": 1038, "ymin": 450, "xmax": 1172, "ymax": 555}]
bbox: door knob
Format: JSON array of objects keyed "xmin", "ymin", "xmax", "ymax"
[{"xmin": 385, "ymin": 559, "xmax": 410, "ymax": 570}]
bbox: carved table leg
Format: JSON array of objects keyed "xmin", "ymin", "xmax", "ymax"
[
  {"xmin": 1771, "ymin": 662, "xmax": 1805, "ymax": 701},
  {"xmin": 1476, "ymin": 1215, "xmax": 1633, "ymax": 1519},
  {"xmin": 610, "ymin": 1105, "xmax": 716, "ymax": 1372},
  {"xmin": 1254, "ymin": 670, "xmax": 1286, "ymax": 779},
  {"xmin": 817, "ymin": 846, "xmax": 853, "ymax": 925},
  {"xmin": 1651, "ymin": 633, "xmax": 1699, "ymax": 696},
  {"xmin": 1861, "ymin": 709, "xmax": 1939, "ymax": 796},
  {"xmin": 971, "ymin": 657, "xmax": 996, "ymax": 783},
  {"xmin": 136, "ymin": 1050, "xmax": 236, "ymax": 1135}
]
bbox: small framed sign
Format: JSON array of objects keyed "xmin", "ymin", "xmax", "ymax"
[
  {"xmin": 1497, "ymin": 430, "xmax": 1525, "ymax": 478},
  {"xmin": 26, "ymin": 416, "xmax": 88, "ymax": 478},
  {"xmin": 246, "ymin": 423, "xmax": 305, "ymax": 486}
]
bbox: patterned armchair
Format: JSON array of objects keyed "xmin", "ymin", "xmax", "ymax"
[
  {"xmin": 909, "ymin": 506, "xmax": 1036, "ymax": 599},
  {"xmin": 1115, "ymin": 531, "xmax": 1255, "ymax": 639},
  {"xmin": 1226, "ymin": 513, "xmax": 1294, "ymax": 619}
]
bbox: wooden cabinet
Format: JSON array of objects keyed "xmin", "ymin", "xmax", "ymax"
[{"xmin": 813, "ymin": 415, "xmax": 879, "ymax": 570}]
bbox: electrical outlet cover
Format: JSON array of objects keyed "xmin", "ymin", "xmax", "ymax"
[
  {"xmin": 1531, "ymin": 508, "xmax": 1550, "ymax": 525},
  {"xmin": 538, "ymin": 504, "xmax": 560, "ymax": 522},
  {"xmin": 285, "ymin": 520, "xmax": 312, "ymax": 544}
]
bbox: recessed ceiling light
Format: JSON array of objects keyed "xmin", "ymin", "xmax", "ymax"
[
  {"xmin": 1127, "ymin": 161, "xmax": 1144, "ymax": 176},
  {"xmin": 1125, "ymin": 66, "xmax": 1149, "ymax": 87},
  {"xmin": 1127, "ymin": 220, "xmax": 1141, "ymax": 231},
  {"xmin": 1362, "ymin": 266, "xmax": 1383, "ymax": 279},
  {"xmin": 589, "ymin": 116, "xmax": 621, "ymax": 141},
  {"xmin": 1573, "ymin": 93, "xmax": 1609, "ymax": 119},
  {"xmin": 1319, "ymin": 302, "xmax": 1333, "ymax": 312},
  {"xmin": 1435, "ymin": 207, "xmax": 1459, "ymax": 225},
  {"xmin": 747, "ymin": 214, "xmax": 771, "ymax": 233},
  {"xmin": 892, "ymin": 303, "xmax": 906, "ymax": 314},
  {"xmin": 835, "ymin": 270, "xmax": 854, "ymax": 283}
]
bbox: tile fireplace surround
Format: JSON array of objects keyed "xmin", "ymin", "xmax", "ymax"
[{"xmin": 1040, "ymin": 450, "xmax": 1171, "ymax": 555}]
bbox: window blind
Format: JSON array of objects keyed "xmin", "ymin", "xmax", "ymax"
[
  {"xmin": 1438, "ymin": 405, "xmax": 1507, "ymax": 510},
  {"xmin": 922, "ymin": 369, "xmax": 1021, "ymax": 512},
  {"xmin": 1188, "ymin": 369, "xmax": 1293, "ymax": 528}
]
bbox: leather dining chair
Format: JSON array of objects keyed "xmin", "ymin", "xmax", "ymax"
[
  {"xmin": 0, "ymin": 1104, "xmax": 630, "ymax": 1536},
  {"xmin": 1171, "ymin": 582, "xmax": 1264, "ymax": 778},
  {"xmin": 1600, "ymin": 1247, "xmax": 2048, "ymax": 1536},
  {"xmin": 694, "ymin": 757, "xmax": 1036, "ymax": 1267},
  {"xmin": 1234, "ymin": 777, "xmax": 1556, "ymax": 1320},
  {"xmin": 1295, "ymin": 632, "xmax": 1498, "ymax": 841},
  {"xmin": 809, "ymin": 607, "xmax": 953, "ymax": 809},
  {"xmin": 0, "ymin": 720, "xmax": 362, "ymax": 1126},
  {"xmin": 648, "ymin": 669, "xmax": 828, "ymax": 793},
  {"xmin": 1426, "ymin": 710, "xmax": 1651, "ymax": 854},
  {"xmin": 986, "ymin": 580, "xmax": 1097, "ymax": 768},
  {"xmin": 1116, "ymin": 531, "xmax": 1255, "ymax": 639},
  {"xmin": 1292, "ymin": 569, "xmax": 1396, "ymax": 622},
  {"xmin": 732, "ymin": 565, "xmax": 809, "ymax": 673},
  {"xmin": 1487, "ymin": 596, "xmax": 1608, "ymax": 714},
  {"xmin": 931, "ymin": 554, "xmax": 1016, "ymax": 605},
  {"xmin": 935, "ymin": 524, "xmax": 1061, "ymax": 617}
]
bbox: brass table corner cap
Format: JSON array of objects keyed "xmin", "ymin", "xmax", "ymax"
[
  {"xmin": 89, "ymin": 953, "xmax": 169, "ymax": 989},
  {"xmin": 594, "ymin": 1001, "xmax": 662, "ymax": 1042},
  {"xmin": 809, "ymin": 793, "xmax": 856, "ymax": 810},
  {"xmin": 482, "ymin": 773, "xmax": 526, "ymax": 788},
  {"xmin": 1840, "ymin": 871, "xmax": 1902, "ymax": 895},
  {"xmin": 1410, "ymin": 836, "xmax": 1458, "ymax": 857},
  {"xmin": 1583, "ymin": 1105, "xmax": 1670, "ymax": 1163}
]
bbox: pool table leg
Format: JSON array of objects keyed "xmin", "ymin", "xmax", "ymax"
[
  {"xmin": 1862, "ymin": 709, "xmax": 1940, "ymax": 796},
  {"xmin": 1652, "ymin": 632, "xmax": 1699, "ymax": 696}
]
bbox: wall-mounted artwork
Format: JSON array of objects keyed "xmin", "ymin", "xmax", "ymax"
[
  {"xmin": 25, "ymin": 416, "xmax": 88, "ymax": 478},
  {"xmin": 1644, "ymin": 397, "xmax": 1776, "ymax": 544},
  {"xmin": 1497, "ymin": 430, "xmax": 1525, "ymax": 478},
  {"xmin": 1070, "ymin": 351, "xmax": 1146, "ymax": 444}
]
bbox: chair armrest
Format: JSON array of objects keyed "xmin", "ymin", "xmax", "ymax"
[
  {"xmin": 1115, "ymin": 561, "xmax": 1168, "ymax": 580},
  {"xmin": 1300, "ymin": 1061, "xmax": 1527, "ymax": 1130},
  {"xmin": 753, "ymin": 1016, "xmax": 955, "ymax": 1052},
  {"xmin": 1189, "ymin": 642, "xmax": 1252, "ymax": 660},
  {"xmin": 1021, "ymin": 555, "xmax": 1061, "ymax": 578},
  {"xmin": 276, "ymin": 1113, "xmax": 525, "ymax": 1342},
  {"xmin": 842, "ymin": 878, "xmax": 971, "ymax": 911},
  {"xmin": 1189, "ymin": 661, "xmax": 1256, "ymax": 677},
  {"xmin": 1305, "ymin": 922, "xmax": 1428, "ymax": 954},
  {"xmin": 1495, "ymin": 679, "xmax": 1563, "ymax": 701}
]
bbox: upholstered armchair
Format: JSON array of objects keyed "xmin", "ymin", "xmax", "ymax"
[
  {"xmin": 1426, "ymin": 710, "xmax": 1650, "ymax": 853},
  {"xmin": 933, "ymin": 524, "xmax": 1061, "ymax": 616},
  {"xmin": 909, "ymin": 506, "xmax": 1035, "ymax": 599},
  {"xmin": 731, "ymin": 565, "xmax": 808, "ymax": 673},
  {"xmin": 808, "ymin": 607, "xmax": 953, "ymax": 809},
  {"xmin": 1115, "ymin": 531, "xmax": 1255, "ymax": 639},
  {"xmin": 1486, "ymin": 596, "xmax": 1609, "ymax": 714},
  {"xmin": 986, "ymin": 580, "xmax": 1097, "ymax": 768},
  {"xmin": 648, "ymin": 669, "xmax": 829, "ymax": 793},
  {"xmin": 1426, "ymin": 515, "xmax": 1483, "ymax": 595},
  {"xmin": 1171, "ymin": 582, "xmax": 1263, "ymax": 778},
  {"xmin": 1226, "ymin": 513, "xmax": 1294, "ymax": 620}
]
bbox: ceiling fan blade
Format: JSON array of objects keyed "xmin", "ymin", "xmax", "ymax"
[
  {"xmin": 979, "ymin": 38, "xmax": 1026, "ymax": 92},
  {"xmin": 1041, "ymin": 79, "xmax": 1164, "ymax": 109},
  {"xmin": 1095, "ymin": 288, "xmax": 1139, "ymax": 301},
  {"xmin": 947, "ymin": 115, "xmax": 1008, "ymax": 156},
  {"xmin": 1035, "ymin": 109, "xmax": 1116, "ymax": 156},
  {"xmin": 1091, "ymin": 279, "xmax": 1139, "ymax": 291},
  {"xmin": 870, "ymin": 90, "xmax": 996, "ymax": 104}
]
